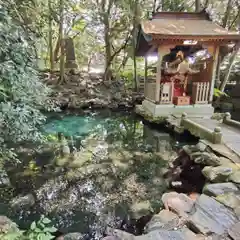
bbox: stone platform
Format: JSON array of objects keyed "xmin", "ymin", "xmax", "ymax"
[{"xmin": 141, "ymin": 100, "xmax": 214, "ymax": 118}]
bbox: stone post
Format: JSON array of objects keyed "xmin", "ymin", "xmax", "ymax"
[
  {"xmin": 212, "ymin": 127, "xmax": 222, "ymax": 144},
  {"xmin": 180, "ymin": 112, "xmax": 187, "ymax": 126},
  {"xmin": 223, "ymin": 112, "xmax": 231, "ymax": 123}
]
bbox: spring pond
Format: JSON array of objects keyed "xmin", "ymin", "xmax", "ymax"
[{"xmin": 0, "ymin": 110, "xmax": 196, "ymax": 238}]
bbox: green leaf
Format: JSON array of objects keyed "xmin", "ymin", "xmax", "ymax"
[
  {"xmin": 30, "ymin": 221, "xmax": 37, "ymax": 230},
  {"xmin": 42, "ymin": 217, "xmax": 51, "ymax": 224},
  {"xmin": 44, "ymin": 226, "xmax": 57, "ymax": 233},
  {"xmin": 34, "ymin": 227, "xmax": 42, "ymax": 233}
]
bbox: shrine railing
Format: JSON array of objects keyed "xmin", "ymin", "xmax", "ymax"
[
  {"xmin": 160, "ymin": 82, "xmax": 174, "ymax": 104},
  {"xmin": 192, "ymin": 82, "xmax": 210, "ymax": 104},
  {"xmin": 144, "ymin": 80, "xmax": 156, "ymax": 102}
]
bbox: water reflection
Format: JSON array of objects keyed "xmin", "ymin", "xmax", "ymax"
[{"xmin": 0, "ymin": 111, "xmax": 188, "ymax": 238}]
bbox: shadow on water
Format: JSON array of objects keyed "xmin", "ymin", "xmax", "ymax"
[{"xmin": 0, "ymin": 110, "xmax": 198, "ymax": 238}]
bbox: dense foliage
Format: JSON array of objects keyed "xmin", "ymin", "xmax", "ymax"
[
  {"xmin": 0, "ymin": 7, "xmax": 52, "ymax": 160},
  {"xmin": 0, "ymin": 0, "xmax": 238, "ymax": 160},
  {"xmin": 4, "ymin": 0, "xmax": 239, "ymax": 86},
  {"xmin": 0, "ymin": 215, "xmax": 56, "ymax": 240}
]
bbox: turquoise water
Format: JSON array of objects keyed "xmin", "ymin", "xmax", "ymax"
[
  {"xmin": 1, "ymin": 111, "xmax": 195, "ymax": 238},
  {"xmin": 44, "ymin": 114, "xmax": 105, "ymax": 137}
]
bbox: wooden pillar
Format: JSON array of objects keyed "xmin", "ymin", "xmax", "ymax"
[
  {"xmin": 155, "ymin": 49, "xmax": 162, "ymax": 103},
  {"xmin": 155, "ymin": 46, "xmax": 172, "ymax": 103},
  {"xmin": 209, "ymin": 45, "xmax": 219, "ymax": 103}
]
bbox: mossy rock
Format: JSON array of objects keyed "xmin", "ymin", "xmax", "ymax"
[
  {"xmin": 215, "ymin": 192, "xmax": 240, "ymax": 210},
  {"xmin": 69, "ymin": 152, "xmax": 92, "ymax": 168},
  {"xmin": 202, "ymin": 166, "xmax": 233, "ymax": 183},
  {"xmin": 203, "ymin": 182, "xmax": 239, "ymax": 197},
  {"xmin": 229, "ymin": 170, "xmax": 240, "ymax": 184},
  {"xmin": 218, "ymin": 157, "xmax": 233, "ymax": 166},
  {"xmin": 129, "ymin": 200, "xmax": 153, "ymax": 219},
  {"xmin": 55, "ymin": 156, "xmax": 70, "ymax": 166}
]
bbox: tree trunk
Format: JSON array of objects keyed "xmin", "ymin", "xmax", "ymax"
[
  {"xmin": 195, "ymin": 0, "xmax": 201, "ymax": 12},
  {"xmin": 132, "ymin": 0, "xmax": 138, "ymax": 91},
  {"xmin": 219, "ymin": 46, "xmax": 239, "ymax": 92},
  {"xmin": 54, "ymin": 37, "xmax": 60, "ymax": 62},
  {"xmin": 153, "ymin": 0, "xmax": 157, "ymax": 13},
  {"xmin": 222, "ymin": 0, "xmax": 233, "ymax": 28},
  {"xmin": 103, "ymin": 13, "xmax": 112, "ymax": 84},
  {"xmin": 48, "ymin": 0, "xmax": 54, "ymax": 73},
  {"xmin": 204, "ymin": 0, "xmax": 209, "ymax": 8},
  {"xmin": 59, "ymin": 0, "xmax": 65, "ymax": 84},
  {"xmin": 218, "ymin": 0, "xmax": 238, "ymax": 90}
]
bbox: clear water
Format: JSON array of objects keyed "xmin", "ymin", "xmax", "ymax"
[{"xmin": 0, "ymin": 110, "xmax": 195, "ymax": 238}]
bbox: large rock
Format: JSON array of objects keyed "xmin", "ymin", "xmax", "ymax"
[
  {"xmin": 228, "ymin": 222, "xmax": 240, "ymax": 240},
  {"xmin": 107, "ymin": 227, "xmax": 200, "ymax": 240},
  {"xmin": 215, "ymin": 192, "xmax": 240, "ymax": 209},
  {"xmin": 136, "ymin": 228, "xmax": 199, "ymax": 240},
  {"xmin": 234, "ymin": 206, "xmax": 240, "ymax": 219},
  {"xmin": 229, "ymin": 170, "xmax": 240, "ymax": 184},
  {"xmin": 202, "ymin": 166, "xmax": 233, "ymax": 182},
  {"xmin": 188, "ymin": 194, "xmax": 238, "ymax": 235},
  {"xmin": 106, "ymin": 228, "xmax": 135, "ymax": 240},
  {"xmin": 144, "ymin": 210, "xmax": 179, "ymax": 233},
  {"xmin": 218, "ymin": 157, "xmax": 233, "ymax": 166},
  {"xmin": 161, "ymin": 192, "xmax": 194, "ymax": 217},
  {"xmin": 191, "ymin": 152, "xmax": 220, "ymax": 166},
  {"xmin": 203, "ymin": 183, "xmax": 239, "ymax": 197}
]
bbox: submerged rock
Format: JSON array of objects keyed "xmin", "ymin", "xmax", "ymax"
[
  {"xmin": 129, "ymin": 201, "xmax": 153, "ymax": 219},
  {"xmin": 0, "ymin": 170, "xmax": 11, "ymax": 187},
  {"xmin": 63, "ymin": 232, "xmax": 84, "ymax": 240},
  {"xmin": 188, "ymin": 194, "xmax": 238, "ymax": 235},
  {"xmin": 106, "ymin": 227, "xmax": 135, "ymax": 240},
  {"xmin": 202, "ymin": 166, "xmax": 233, "ymax": 182},
  {"xmin": 203, "ymin": 182, "xmax": 239, "ymax": 197},
  {"xmin": 10, "ymin": 193, "xmax": 35, "ymax": 210},
  {"xmin": 0, "ymin": 216, "xmax": 19, "ymax": 234}
]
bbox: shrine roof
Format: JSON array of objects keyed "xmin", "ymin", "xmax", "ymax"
[
  {"xmin": 142, "ymin": 19, "xmax": 239, "ymax": 40},
  {"xmin": 136, "ymin": 11, "xmax": 239, "ymax": 56},
  {"xmin": 144, "ymin": 11, "xmax": 239, "ymax": 39}
]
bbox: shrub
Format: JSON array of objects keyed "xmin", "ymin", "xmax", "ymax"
[{"xmin": 0, "ymin": 7, "xmax": 53, "ymax": 161}]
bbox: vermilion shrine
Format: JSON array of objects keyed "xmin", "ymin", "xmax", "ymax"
[{"xmin": 136, "ymin": 10, "xmax": 240, "ymax": 118}]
